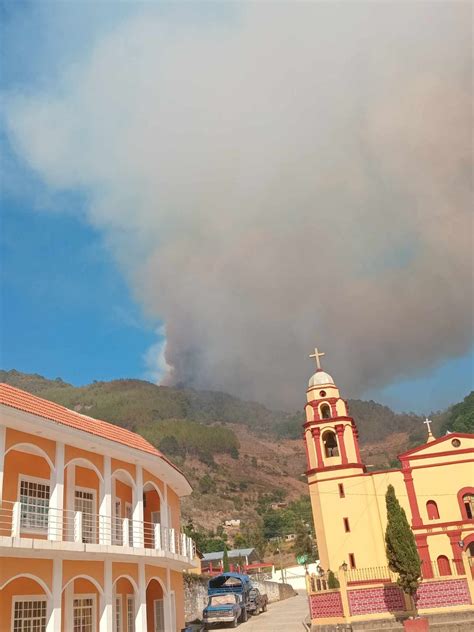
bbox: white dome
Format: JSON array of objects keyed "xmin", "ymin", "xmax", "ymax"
[{"xmin": 308, "ymin": 370, "xmax": 335, "ymax": 388}]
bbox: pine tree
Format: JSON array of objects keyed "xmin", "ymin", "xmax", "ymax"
[
  {"xmin": 222, "ymin": 544, "xmax": 230, "ymax": 572},
  {"xmin": 385, "ymin": 484, "xmax": 421, "ymax": 611}
]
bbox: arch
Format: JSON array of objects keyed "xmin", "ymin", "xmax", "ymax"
[
  {"xmin": 463, "ymin": 533, "xmax": 474, "ymax": 553},
  {"xmin": 320, "ymin": 404, "xmax": 331, "ymax": 420},
  {"xmin": 457, "ymin": 487, "xmax": 474, "ymax": 520},
  {"xmin": 4, "ymin": 443, "xmax": 54, "ymax": 471},
  {"xmin": 113, "ymin": 575, "xmax": 138, "ymax": 595},
  {"xmin": 145, "ymin": 576, "xmax": 167, "ymax": 595},
  {"xmin": 426, "ymin": 500, "xmax": 440, "ymax": 520},
  {"xmin": 112, "ymin": 468, "xmax": 136, "ymax": 490},
  {"xmin": 322, "ymin": 430, "xmax": 339, "ymax": 458},
  {"xmin": 64, "ymin": 457, "xmax": 104, "ymax": 483},
  {"xmin": 0, "ymin": 574, "xmax": 52, "ymax": 598},
  {"xmin": 436, "ymin": 555, "xmax": 452, "ymax": 576},
  {"xmin": 143, "ymin": 480, "xmax": 164, "ymax": 506},
  {"xmin": 62, "ymin": 575, "xmax": 104, "ymax": 596}
]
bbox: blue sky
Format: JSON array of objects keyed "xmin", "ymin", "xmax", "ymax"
[{"xmin": 0, "ymin": 2, "xmax": 472, "ymax": 414}]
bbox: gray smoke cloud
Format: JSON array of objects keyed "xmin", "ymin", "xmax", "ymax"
[{"xmin": 4, "ymin": 3, "xmax": 472, "ymax": 408}]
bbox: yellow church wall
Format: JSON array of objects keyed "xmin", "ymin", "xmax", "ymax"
[
  {"xmin": 412, "ymin": 459, "xmax": 473, "ymax": 525},
  {"xmin": 307, "ymin": 384, "xmax": 340, "ymax": 403},
  {"xmin": 342, "ymin": 425, "xmax": 357, "ymax": 463},
  {"xmin": 336, "ymin": 400, "xmax": 347, "ymax": 416}
]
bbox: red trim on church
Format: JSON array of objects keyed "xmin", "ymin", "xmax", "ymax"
[
  {"xmin": 398, "ymin": 433, "xmax": 473, "ymax": 458},
  {"xmin": 401, "ymin": 462, "xmax": 423, "ymax": 527},
  {"xmin": 457, "ymin": 487, "xmax": 474, "ymax": 521}
]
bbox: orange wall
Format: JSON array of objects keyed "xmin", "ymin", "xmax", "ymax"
[
  {"xmin": 115, "ymin": 480, "xmax": 133, "ymax": 517},
  {"xmin": 171, "ymin": 570, "xmax": 185, "ymax": 631},
  {"xmin": 5, "ymin": 429, "xmax": 55, "ymax": 465},
  {"xmin": 0, "ymin": 558, "xmax": 52, "ymax": 591},
  {"xmin": 65, "ymin": 446, "xmax": 104, "ymax": 474},
  {"xmin": 144, "ymin": 489, "xmax": 161, "ymax": 524},
  {"xmin": 168, "ymin": 488, "xmax": 181, "ymax": 532}
]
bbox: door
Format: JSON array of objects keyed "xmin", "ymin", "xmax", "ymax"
[
  {"xmin": 125, "ymin": 502, "xmax": 133, "ymax": 546},
  {"xmin": 75, "ymin": 489, "xmax": 96, "ymax": 543},
  {"xmin": 153, "ymin": 599, "xmax": 165, "ymax": 632}
]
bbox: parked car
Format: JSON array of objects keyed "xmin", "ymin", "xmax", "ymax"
[
  {"xmin": 202, "ymin": 592, "xmax": 245, "ymax": 629},
  {"xmin": 247, "ymin": 587, "xmax": 268, "ymax": 615}
]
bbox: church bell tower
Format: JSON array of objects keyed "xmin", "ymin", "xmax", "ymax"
[{"xmin": 303, "ymin": 348, "xmax": 364, "ymax": 474}]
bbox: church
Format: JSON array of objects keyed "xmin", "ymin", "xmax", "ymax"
[{"xmin": 304, "ymin": 349, "xmax": 474, "ymax": 579}]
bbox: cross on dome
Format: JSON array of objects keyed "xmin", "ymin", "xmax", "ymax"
[{"xmin": 309, "ymin": 347, "xmax": 325, "ymax": 371}]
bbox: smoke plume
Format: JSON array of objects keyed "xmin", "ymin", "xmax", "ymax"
[{"xmin": 4, "ymin": 3, "xmax": 472, "ymax": 408}]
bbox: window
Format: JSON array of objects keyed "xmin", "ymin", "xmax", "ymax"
[
  {"xmin": 114, "ymin": 596, "xmax": 121, "ymax": 632},
  {"xmin": 338, "ymin": 483, "xmax": 345, "ymax": 498},
  {"xmin": 426, "ymin": 500, "xmax": 440, "ymax": 520},
  {"xmin": 127, "ymin": 596, "xmax": 135, "ymax": 632},
  {"xmin": 320, "ymin": 404, "xmax": 331, "ymax": 419},
  {"xmin": 343, "ymin": 517, "xmax": 350, "ymax": 532},
  {"xmin": 436, "ymin": 555, "xmax": 452, "ymax": 576},
  {"xmin": 349, "ymin": 553, "xmax": 356, "ymax": 569},
  {"xmin": 153, "ymin": 599, "xmax": 165, "ymax": 632},
  {"xmin": 75, "ymin": 489, "xmax": 96, "ymax": 544},
  {"xmin": 13, "ymin": 599, "xmax": 47, "ymax": 632},
  {"xmin": 73, "ymin": 596, "xmax": 95, "ymax": 632},
  {"xmin": 463, "ymin": 494, "xmax": 474, "ymax": 520},
  {"xmin": 322, "ymin": 431, "xmax": 339, "ymax": 457},
  {"xmin": 19, "ymin": 477, "xmax": 50, "ymax": 531}
]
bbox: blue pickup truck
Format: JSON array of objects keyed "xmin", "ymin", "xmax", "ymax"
[{"xmin": 202, "ymin": 572, "xmax": 253, "ymax": 629}]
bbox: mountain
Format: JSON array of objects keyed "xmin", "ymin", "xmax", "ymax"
[{"xmin": 1, "ymin": 369, "xmax": 470, "ymax": 553}]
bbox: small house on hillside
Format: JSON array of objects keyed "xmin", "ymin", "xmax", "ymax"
[{"xmin": 201, "ymin": 548, "xmax": 259, "ymax": 572}]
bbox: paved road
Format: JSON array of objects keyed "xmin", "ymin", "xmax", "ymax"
[{"xmin": 237, "ymin": 592, "xmax": 309, "ymax": 631}]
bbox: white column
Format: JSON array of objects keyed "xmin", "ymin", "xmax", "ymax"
[
  {"xmin": 163, "ymin": 483, "xmax": 169, "ymax": 528},
  {"xmin": 99, "ymin": 456, "xmax": 112, "ymax": 544},
  {"xmin": 135, "ymin": 562, "xmax": 147, "ymax": 632},
  {"xmin": 48, "ymin": 442, "xmax": 64, "ymax": 541},
  {"xmin": 46, "ymin": 558, "xmax": 62, "ymax": 632},
  {"xmin": 132, "ymin": 465, "xmax": 144, "ymax": 547},
  {"xmin": 64, "ymin": 579, "xmax": 74, "ymax": 630},
  {"xmin": 66, "ymin": 462, "xmax": 76, "ymax": 539},
  {"xmin": 100, "ymin": 559, "xmax": 113, "ymax": 632},
  {"xmin": 165, "ymin": 568, "xmax": 173, "ymax": 631},
  {"xmin": 0, "ymin": 425, "xmax": 6, "ymax": 502}
]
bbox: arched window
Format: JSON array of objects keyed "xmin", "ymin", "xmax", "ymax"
[
  {"xmin": 436, "ymin": 555, "xmax": 452, "ymax": 576},
  {"xmin": 463, "ymin": 494, "xmax": 474, "ymax": 519},
  {"xmin": 320, "ymin": 404, "xmax": 331, "ymax": 419},
  {"xmin": 322, "ymin": 430, "xmax": 339, "ymax": 458},
  {"xmin": 426, "ymin": 500, "xmax": 440, "ymax": 520}
]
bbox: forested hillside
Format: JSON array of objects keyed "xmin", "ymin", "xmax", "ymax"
[{"xmin": 0, "ymin": 369, "xmax": 448, "ymax": 445}]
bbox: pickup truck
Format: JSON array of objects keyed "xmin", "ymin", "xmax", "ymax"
[
  {"xmin": 247, "ymin": 587, "xmax": 268, "ymax": 615},
  {"xmin": 202, "ymin": 592, "xmax": 245, "ymax": 629}
]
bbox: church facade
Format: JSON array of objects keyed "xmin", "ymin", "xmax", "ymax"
[{"xmin": 303, "ymin": 351, "xmax": 474, "ymax": 579}]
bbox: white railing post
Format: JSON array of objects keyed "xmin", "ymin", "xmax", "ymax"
[
  {"xmin": 122, "ymin": 518, "xmax": 129, "ymax": 547},
  {"xmin": 180, "ymin": 533, "xmax": 187, "ymax": 557},
  {"xmin": 154, "ymin": 523, "xmax": 161, "ymax": 551},
  {"xmin": 74, "ymin": 511, "xmax": 83, "ymax": 543},
  {"xmin": 169, "ymin": 527, "xmax": 176, "ymax": 554},
  {"xmin": 12, "ymin": 501, "xmax": 21, "ymax": 537}
]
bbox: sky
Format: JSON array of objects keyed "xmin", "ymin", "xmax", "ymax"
[{"xmin": 0, "ymin": 1, "xmax": 472, "ymax": 415}]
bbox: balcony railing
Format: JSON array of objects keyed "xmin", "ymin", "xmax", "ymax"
[{"xmin": 0, "ymin": 500, "xmax": 195, "ymax": 562}]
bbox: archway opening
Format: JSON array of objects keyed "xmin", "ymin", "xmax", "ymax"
[
  {"xmin": 320, "ymin": 404, "xmax": 331, "ymax": 419},
  {"xmin": 65, "ymin": 459, "xmax": 102, "ymax": 544},
  {"xmin": 114, "ymin": 577, "xmax": 137, "ymax": 632},
  {"xmin": 3, "ymin": 445, "xmax": 53, "ymax": 538},
  {"xmin": 146, "ymin": 579, "xmax": 165, "ymax": 632},
  {"xmin": 1, "ymin": 576, "xmax": 48, "ymax": 632},
  {"xmin": 322, "ymin": 431, "xmax": 339, "ymax": 458},
  {"xmin": 62, "ymin": 576, "xmax": 101, "ymax": 632},
  {"xmin": 143, "ymin": 482, "xmax": 163, "ymax": 548}
]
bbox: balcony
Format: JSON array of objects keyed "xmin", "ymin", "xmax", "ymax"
[{"xmin": 0, "ymin": 500, "xmax": 195, "ymax": 570}]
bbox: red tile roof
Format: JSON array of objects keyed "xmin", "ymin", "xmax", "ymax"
[{"xmin": 0, "ymin": 382, "xmax": 165, "ymax": 460}]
